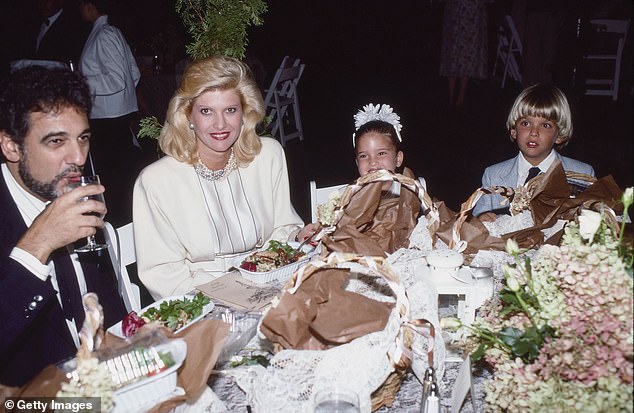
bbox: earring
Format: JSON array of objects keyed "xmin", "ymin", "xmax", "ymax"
[{"xmin": 189, "ymin": 122, "xmax": 194, "ymax": 130}]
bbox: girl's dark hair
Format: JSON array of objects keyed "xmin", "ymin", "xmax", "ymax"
[
  {"xmin": 353, "ymin": 120, "xmax": 401, "ymax": 151},
  {"xmin": 353, "ymin": 120, "xmax": 404, "ymax": 174},
  {"xmin": 0, "ymin": 66, "xmax": 92, "ymax": 149}
]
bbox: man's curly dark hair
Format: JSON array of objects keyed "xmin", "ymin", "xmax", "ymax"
[{"xmin": 0, "ymin": 66, "xmax": 92, "ymax": 151}]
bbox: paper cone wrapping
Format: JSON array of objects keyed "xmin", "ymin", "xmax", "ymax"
[
  {"xmin": 321, "ymin": 173, "xmax": 424, "ymax": 257},
  {"xmin": 146, "ymin": 320, "xmax": 229, "ymax": 412},
  {"xmin": 434, "ymin": 160, "xmax": 624, "ymax": 254},
  {"xmin": 260, "ymin": 267, "xmax": 394, "ymax": 350}
]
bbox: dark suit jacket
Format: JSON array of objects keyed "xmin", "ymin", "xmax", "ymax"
[
  {"xmin": 0, "ymin": 172, "xmax": 127, "ymax": 386},
  {"xmin": 34, "ymin": 8, "xmax": 90, "ymax": 64}
]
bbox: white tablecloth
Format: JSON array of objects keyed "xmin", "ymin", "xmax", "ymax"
[{"xmin": 205, "ymin": 361, "xmax": 490, "ymax": 413}]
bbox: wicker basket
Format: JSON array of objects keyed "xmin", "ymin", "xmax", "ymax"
[{"xmin": 264, "ymin": 253, "xmax": 434, "ymax": 411}]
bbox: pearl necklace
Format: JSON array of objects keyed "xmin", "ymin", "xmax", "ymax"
[{"xmin": 194, "ymin": 149, "xmax": 237, "ymax": 181}]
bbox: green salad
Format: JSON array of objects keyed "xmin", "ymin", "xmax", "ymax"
[{"xmin": 142, "ymin": 292, "xmax": 211, "ymax": 331}]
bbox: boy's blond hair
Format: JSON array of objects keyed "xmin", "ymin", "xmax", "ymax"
[{"xmin": 506, "ymin": 84, "xmax": 573, "ymax": 150}]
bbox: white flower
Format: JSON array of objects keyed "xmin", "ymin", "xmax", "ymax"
[
  {"xmin": 622, "ymin": 187, "xmax": 633, "ymax": 210},
  {"xmin": 505, "ymin": 239, "xmax": 520, "ymax": 255},
  {"xmin": 316, "ymin": 191, "xmax": 341, "ymax": 227},
  {"xmin": 440, "ymin": 316, "xmax": 462, "ymax": 331},
  {"xmin": 353, "ymin": 103, "xmax": 402, "ymax": 142},
  {"xmin": 506, "ymin": 274, "xmax": 522, "ymax": 292},
  {"xmin": 578, "ymin": 209, "xmax": 602, "ymax": 242}
]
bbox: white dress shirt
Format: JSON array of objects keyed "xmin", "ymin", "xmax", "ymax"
[{"xmin": 516, "ymin": 150, "xmax": 557, "ymax": 187}]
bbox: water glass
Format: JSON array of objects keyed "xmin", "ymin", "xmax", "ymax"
[{"xmin": 313, "ymin": 388, "xmax": 361, "ymax": 413}]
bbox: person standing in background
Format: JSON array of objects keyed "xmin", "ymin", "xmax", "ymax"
[
  {"xmin": 439, "ymin": 0, "xmax": 490, "ymax": 110},
  {"xmin": 78, "ymin": 0, "xmax": 141, "ymax": 226},
  {"xmin": 34, "ymin": 0, "xmax": 90, "ymax": 65},
  {"xmin": 1, "ymin": 0, "xmax": 89, "ymax": 75}
]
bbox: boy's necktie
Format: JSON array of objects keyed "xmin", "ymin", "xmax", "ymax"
[{"xmin": 524, "ymin": 167, "xmax": 541, "ymax": 184}]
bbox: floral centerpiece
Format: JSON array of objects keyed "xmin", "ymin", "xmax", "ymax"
[{"xmin": 444, "ymin": 188, "xmax": 634, "ymax": 412}]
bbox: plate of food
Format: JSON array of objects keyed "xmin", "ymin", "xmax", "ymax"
[
  {"xmin": 108, "ymin": 292, "xmax": 214, "ymax": 338},
  {"xmin": 236, "ymin": 240, "xmax": 312, "ymax": 284}
]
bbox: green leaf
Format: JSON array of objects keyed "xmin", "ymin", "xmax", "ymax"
[
  {"xmin": 229, "ymin": 354, "xmax": 270, "ymax": 368},
  {"xmin": 499, "ymin": 290, "xmax": 520, "ymax": 306},
  {"xmin": 471, "ymin": 343, "xmax": 488, "ymax": 361},
  {"xmin": 175, "ymin": 0, "xmax": 268, "ymax": 60},
  {"xmin": 512, "ymin": 338, "xmax": 541, "ymax": 360},
  {"xmin": 141, "ymin": 293, "xmax": 210, "ymax": 331},
  {"xmin": 499, "ymin": 327, "xmax": 523, "ymax": 347}
]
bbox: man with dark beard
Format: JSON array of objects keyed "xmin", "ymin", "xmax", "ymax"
[{"xmin": 0, "ymin": 66, "xmax": 127, "ymax": 386}]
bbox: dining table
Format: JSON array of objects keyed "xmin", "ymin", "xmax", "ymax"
[
  {"xmin": 205, "ymin": 358, "xmax": 490, "ymax": 413},
  {"xmin": 170, "ymin": 246, "xmax": 505, "ymax": 413}
]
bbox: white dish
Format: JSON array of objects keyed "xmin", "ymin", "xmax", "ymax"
[
  {"xmin": 237, "ymin": 256, "xmax": 310, "ymax": 284},
  {"xmin": 108, "ymin": 294, "xmax": 214, "ymax": 338},
  {"xmin": 467, "ymin": 266, "xmax": 493, "ymax": 279},
  {"xmin": 426, "ymin": 265, "xmax": 475, "ymax": 285},
  {"xmin": 449, "ymin": 267, "xmax": 476, "ymax": 285},
  {"xmin": 112, "ymin": 339, "xmax": 187, "ymax": 412},
  {"xmin": 236, "ymin": 241, "xmax": 315, "ymax": 284},
  {"xmin": 426, "ymin": 249, "xmax": 464, "ymax": 270}
]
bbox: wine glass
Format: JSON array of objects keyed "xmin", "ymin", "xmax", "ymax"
[{"xmin": 72, "ymin": 175, "xmax": 108, "ymax": 253}]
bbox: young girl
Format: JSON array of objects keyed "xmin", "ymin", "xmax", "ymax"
[{"xmin": 352, "ymin": 103, "xmax": 423, "ymax": 185}]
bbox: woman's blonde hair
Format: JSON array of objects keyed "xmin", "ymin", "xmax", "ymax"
[
  {"xmin": 159, "ymin": 56, "xmax": 265, "ymax": 164},
  {"xmin": 506, "ymin": 84, "xmax": 573, "ymax": 150}
]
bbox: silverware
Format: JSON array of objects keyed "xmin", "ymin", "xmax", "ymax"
[
  {"xmin": 297, "ymin": 230, "xmax": 317, "ymax": 250},
  {"xmin": 221, "ymin": 309, "xmax": 236, "ymax": 332}
]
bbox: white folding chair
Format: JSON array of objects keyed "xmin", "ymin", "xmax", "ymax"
[
  {"xmin": 583, "ymin": 18, "xmax": 631, "ymax": 101},
  {"xmin": 263, "ymin": 56, "xmax": 305, "ymax": 146},
  {"xmin": 492, "ymin": 15, "xmax": 523, "ymax": 88},
  {"xmin": 104, "ymin": 221, "xmax": 141, "ymax": 312},
  {"xmin": 309, "ymin": 180, "xmax": 348, "ymax": 223}
]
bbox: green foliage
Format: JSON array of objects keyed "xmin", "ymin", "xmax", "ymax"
[
  {"xmin": 469, "ymin": 322, "xmax": 555, "ymax": 363},
  {"xmin": 175, "ymin": 0, "xmax": 268, "ymax": 60},
  {"xmin": 138, "ymin": 1, "xmax": 267, "ymax": 141},
  {"xmin": 229, "ymin": 354, "xmax": 270, "ymax": 368},
  {"xmin": 137, "ymin": 116, "xmax": 162, "ymax": 141}
]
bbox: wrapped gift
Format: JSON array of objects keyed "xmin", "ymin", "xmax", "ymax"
[
  {"xmin": 436, "ymin": 160, "xmax": 624, "ymax": 254},
  {"xmin": 257, "ymin": 253, "xmax": 440, "ymax": 412},
  {"xmin": 320, "ymin": 170, "xmax": 434, "ymax": 257}
]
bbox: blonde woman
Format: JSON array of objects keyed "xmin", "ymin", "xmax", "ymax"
[{"xmin": 133, "ymin": 56, "xmax": 309, "ymax": 299}]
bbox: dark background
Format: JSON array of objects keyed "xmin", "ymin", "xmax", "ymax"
[
  {"xmin": 245, "ymin": 0, "xmax": 634, "ymax": 220},
  {"xmin": 1, "ymin": 0, "xmax": 632, "ymax": 223}
]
